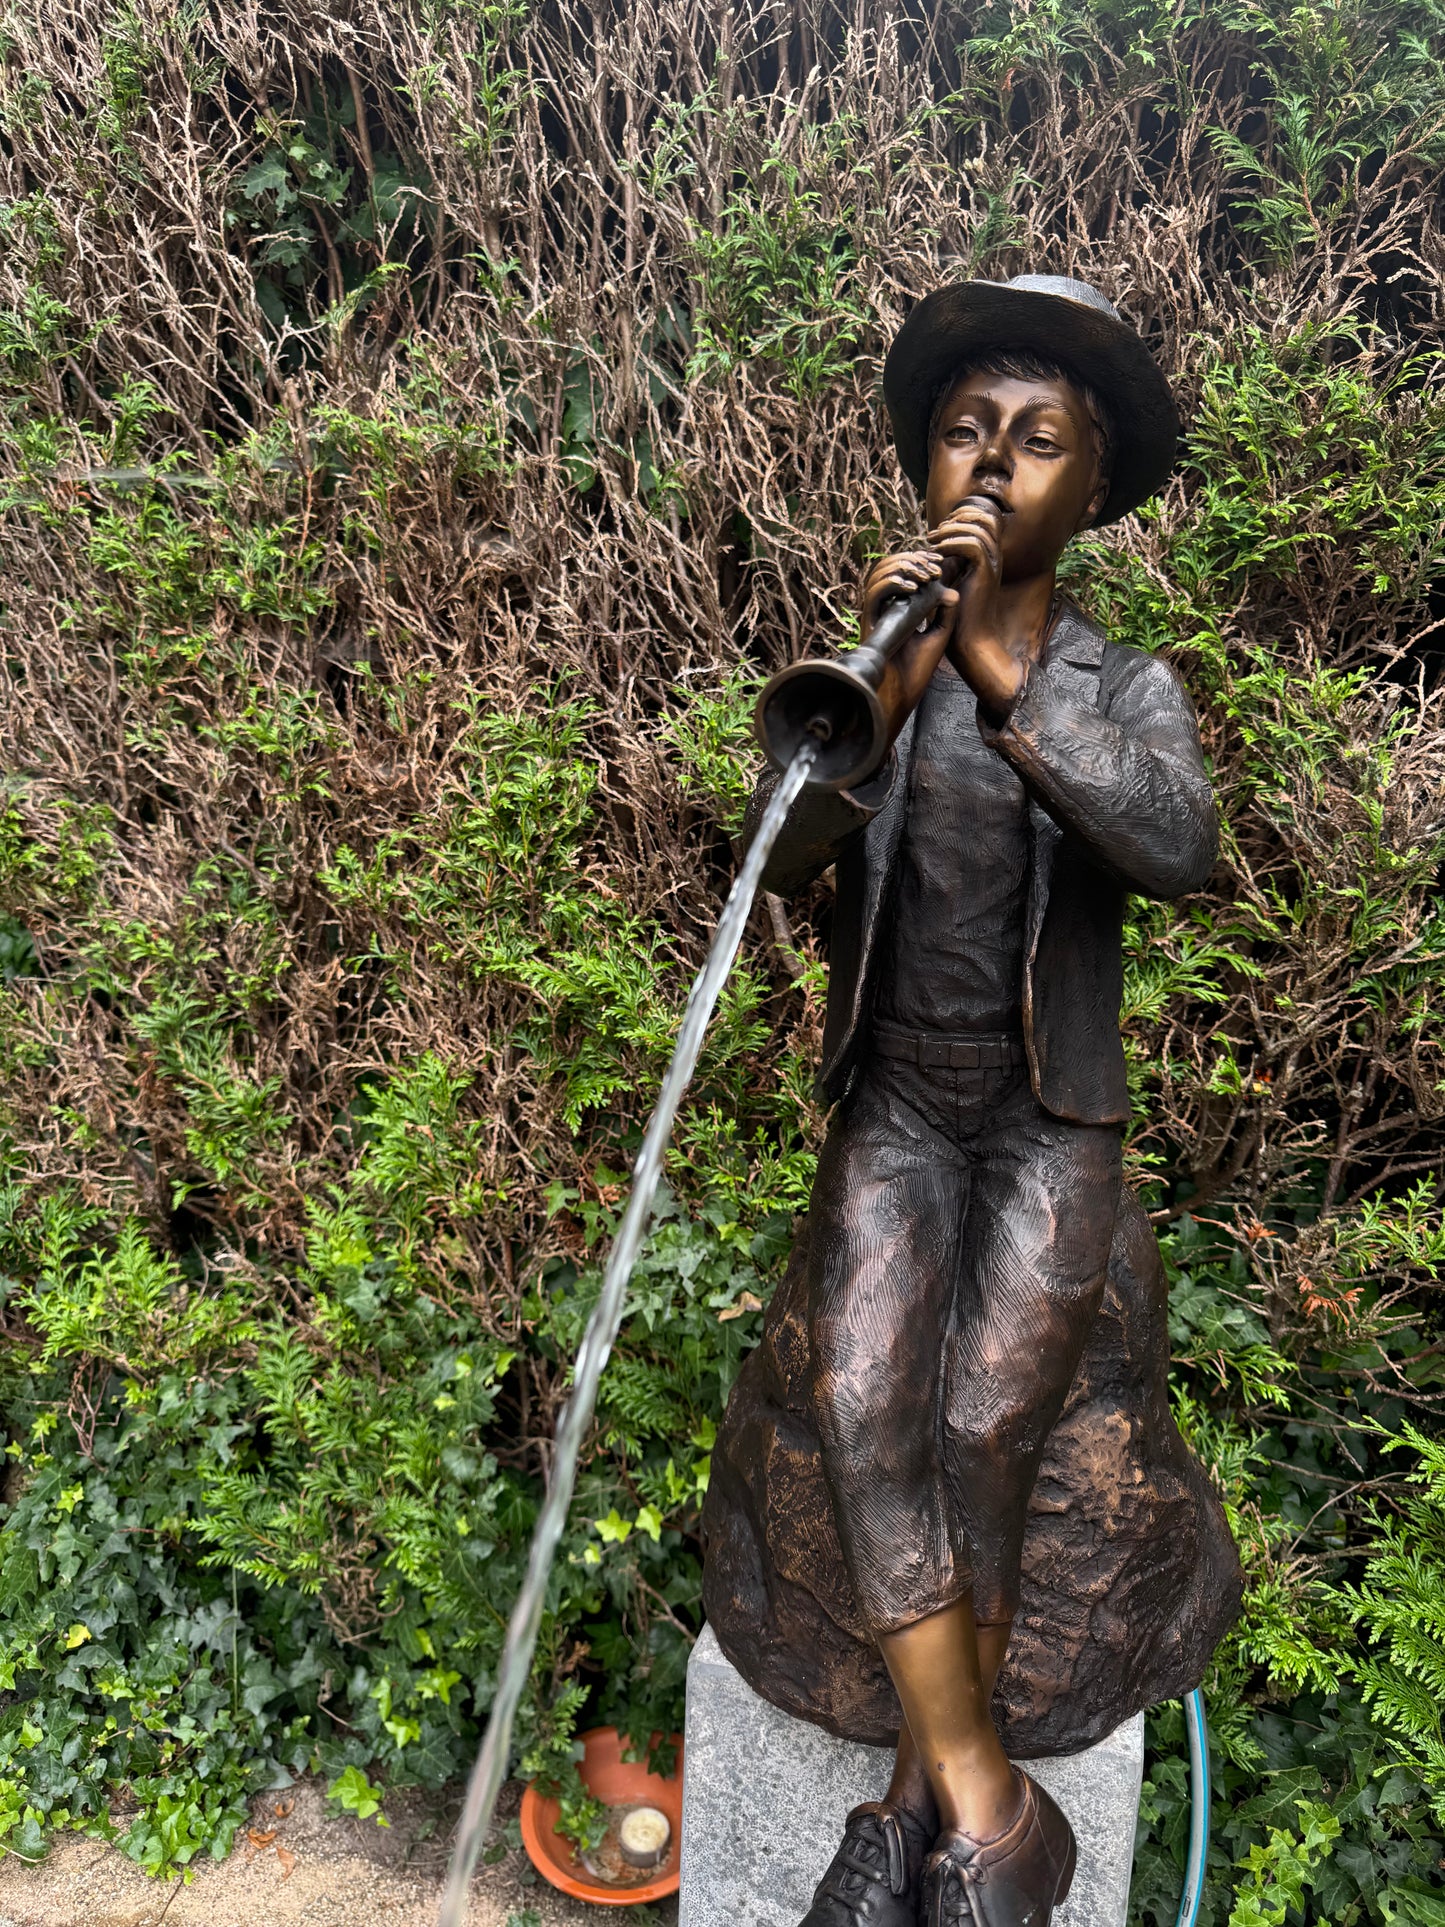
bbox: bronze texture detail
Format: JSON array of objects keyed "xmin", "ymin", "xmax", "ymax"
[{"xmin": 702, "ymin": 1186, "xmax": 1241, "ymax": 1756}]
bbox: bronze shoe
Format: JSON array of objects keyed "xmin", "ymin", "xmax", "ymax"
[
  {"xmin": 921, "ymin": 1771, "xmax": 1076, "ymax": 1927},
  {"xmin": 799, "ymin": 1800, "xmax": 933, "ymax": 1926}
]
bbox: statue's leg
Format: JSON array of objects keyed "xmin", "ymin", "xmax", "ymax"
[
  {"xmin": 884, "ymin": 1723, "xmax": 935, "ymax": 1826},
  {"xmin": 882, "ymin": 1619, "xmax": 1011, "ymax": 1825},
  {"xmin": 797, "ymin": 1061, "xmax": 972, "ymax": 1920},
  {"xmin": 871, "ymin": 1071, "xmax": 1120, "ymax": 1839},
  {"xmin": 976, "ymin": 1617, "xmax": 1013, "ymax": 1698},
  {"xmin": 942, "ymin": 1085, "xmax": 1122, "ymax": 1641},
  {"xmin": 805, "ymin": 1054, "xmax": 1025, "ymax": 1842},
  {"xmin": 806, "ymin": 1060, "xmax": 972, "ymax": 1646},
  {"xmin": 878, "ymin": 1596, "xmax": 1017, "ymax": 1836}
]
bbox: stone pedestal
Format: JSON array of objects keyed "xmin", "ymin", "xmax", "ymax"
[{"xmin": 680, "ymin": 1626, "xmax": 1143, "ymax": 1926}]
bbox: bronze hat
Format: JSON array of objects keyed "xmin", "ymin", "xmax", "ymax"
[{"xmin": 882, "ymin": 274, "xmax": 1180, "ymax": 525}]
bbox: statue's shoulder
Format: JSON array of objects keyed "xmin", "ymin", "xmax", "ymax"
[
  {"xmin": 1051, "ymin": 598, "xmax": 1107, "ymax": 665},
  {"xmin": 1060, "ymin": 605, "xmax": 1202, "ymax": 723},
  {"xmin": 1058, "ymin": 600, "xmax": 1135, "ymax": 668},
  {"xmin": 1083, "ymin": 618, "xmax": 1186, "ymax": 689}
]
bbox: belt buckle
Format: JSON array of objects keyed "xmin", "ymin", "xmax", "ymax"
[{"xmin": 950, "ymin": 1040, "xmax": 982, "ymax": 1070}]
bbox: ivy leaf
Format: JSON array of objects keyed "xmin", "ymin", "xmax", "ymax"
[{"xmin": 241, "ymin": 154, "xmax": 290, "ymax": 204}]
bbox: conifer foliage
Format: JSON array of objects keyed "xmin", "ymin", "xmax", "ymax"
[{"xmin": 0, "ymin": 0, "xmax": 1443, "ymax": 1915}]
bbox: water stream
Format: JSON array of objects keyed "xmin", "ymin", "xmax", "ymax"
[{"xmin": 437, "ymin": 736, "xmax": 819, "ymax": 1926}]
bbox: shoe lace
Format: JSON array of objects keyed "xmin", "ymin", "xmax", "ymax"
[
  {"xmin": 818, "ymin": 1808, "xmax": 909, "ymax": 1904},
  {"xmin": 927, "ymin": 1846, "xmax": 984, "ymax": 1927}
]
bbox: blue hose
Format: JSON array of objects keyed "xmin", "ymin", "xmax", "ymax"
[{"xmin": 1174, "ymin": 1689, "xmax": 1210, "ymax": 1927}]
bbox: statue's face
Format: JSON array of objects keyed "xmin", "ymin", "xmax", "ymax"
[{"xmin": 924, "ymin": 371, "xmax": 1108, "ymax": 581}]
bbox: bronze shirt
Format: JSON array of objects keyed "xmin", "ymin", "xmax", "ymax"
[{"xmin": 874, "ymin": 662, "xmax": 1029, "ymax": 1034}]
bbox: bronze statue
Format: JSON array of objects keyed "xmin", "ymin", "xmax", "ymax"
[{"xmin": 701, "ymin": 277, "xmax": 1242, "ymax": 1926}]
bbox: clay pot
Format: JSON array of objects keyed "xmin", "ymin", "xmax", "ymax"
[{"xmin": 519, "ymin": 1726, "xmax": 684, "ymax": 1905}]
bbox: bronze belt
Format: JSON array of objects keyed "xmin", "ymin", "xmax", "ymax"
[{"xmin": 871, "ymin": 1024, "xmax": 1025, "ymax": 1073}]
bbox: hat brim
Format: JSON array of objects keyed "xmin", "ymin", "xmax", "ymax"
[{"xmin": 882, "ymin": 282, "xmax": 1180, "ymax": 525}]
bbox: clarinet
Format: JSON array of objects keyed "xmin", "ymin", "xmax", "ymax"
[{"xmin": 753, "ymin": 496, "xmax": 998, "ymax": 791}]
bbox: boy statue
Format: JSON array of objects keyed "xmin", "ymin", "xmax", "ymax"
[{"xmin": 701, "ymin": 277, "xmax": 1241, "ymax": 1925}]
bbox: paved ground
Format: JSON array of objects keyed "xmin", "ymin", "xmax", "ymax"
[{"xmin": 0, "ymin": 1779, "xmax": 679, "ymax": 1927}]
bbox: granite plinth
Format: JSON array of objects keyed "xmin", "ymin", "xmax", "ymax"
[{"xmin": 680, "ymin": 1625, "xmax": 1142, "ymax": 1927}]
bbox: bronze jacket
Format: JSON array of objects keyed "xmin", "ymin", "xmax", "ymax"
[{"xmin": 743, "ymin": 602, "xmax": 1217, "ymax": 1125}]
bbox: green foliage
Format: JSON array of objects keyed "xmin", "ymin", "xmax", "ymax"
[
  {"xmin": 326, "ymin": 1764, "xmax": 389, "ymax": 1825},
  {"xmin": 660, "ymin": 664, "xmax": 763, "ymax": 835},
  {"xmin": 1334, "ymin": 1426, "xmax": 1445, "ymax": 1821},
  {"xmin": 0, "ymin": 1344, "xmax": 320, "ymax": 1876},
  {"xmin": 1228, "ymin": 1800, "xmax": 1342, "ymax": 1927},
  {"xmin": 688, "ymin": 144, "xmax": 875, "ymax": 398},
  {"xmin": 1132, "ymin": 1692, "xmax": 1445, "ymax": 1926},
  {"xmin": 1204, "ymin": 0, "xmax": 1445, "ymax": 263},
  {"xmin": 1129, "ymin": 1217, "xmax": 1445, "ymax": 1918},
  {"xmin": 514, "ymin": 1678, "xmax": 607, "ymax": 1851}
]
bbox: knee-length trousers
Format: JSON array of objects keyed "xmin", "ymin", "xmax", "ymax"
[{"xmin": 807, "ymin": 1025, "xmax": 1123, "ymax": 1635}]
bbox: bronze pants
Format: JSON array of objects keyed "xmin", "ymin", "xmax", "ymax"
[{"xmin": 807, "ymin": 1025, "xmax": 1122, "ymax": 1634}]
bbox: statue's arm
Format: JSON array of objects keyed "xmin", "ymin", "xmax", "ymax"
[
  {"xmin": 979, "ymin": 647, "xmax": 1217, "ymax": 899},
  {"xmin": 741, "ymin": 752, "xmax": 898, "ymax": 896}
]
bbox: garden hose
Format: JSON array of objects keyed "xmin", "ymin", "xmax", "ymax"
[{"xmin": 1175, "ymin": 1688, "xmax": 1210, "ymax": 1927}]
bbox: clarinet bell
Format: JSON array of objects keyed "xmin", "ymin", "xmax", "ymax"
[
  {"xmin": 752, "ymin": 656, "xmax": 891, "ymax": 793},
  {"xmin": 753, "ymin": 573, "xmax": 948, "ymax": 791}
]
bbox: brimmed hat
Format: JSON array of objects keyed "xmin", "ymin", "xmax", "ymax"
[{"xmin": 882, "ymin": 274, "xmax": 1180, "ymax": 525}]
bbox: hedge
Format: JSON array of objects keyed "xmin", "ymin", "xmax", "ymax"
[{"xmin": 0, "ymin": 0, "xmax": 1443, "ymax": 1916}]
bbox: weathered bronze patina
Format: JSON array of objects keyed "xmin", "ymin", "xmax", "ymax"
[
  {"xmin": 700, "ymin": 275, "xmax": 1242, "ymax": 1927},
  {"xmin": 704, "ymin": 1185, "xmax": 1239, "ymax": 1753}
]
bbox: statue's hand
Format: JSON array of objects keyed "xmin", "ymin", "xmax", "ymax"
[
  {"xmin": 927, "ymin": 501, "xmax": 1024, "ymax": 718},
  {"xmin": 858, "ymin": 548, "xmax": 960, "ymax": 719}
]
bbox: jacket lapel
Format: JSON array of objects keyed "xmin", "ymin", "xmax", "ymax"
[
  {"xmin": 1022, "ymin": 606, "xmax": 1106, "ymax": 1063},
  {"xmin": 1042, "ymin": 601, "xmax": 1107, "ymax": 699},
  {"xmin": 859, "ymin": 707, "xmax": 915, "ymax": 931}
]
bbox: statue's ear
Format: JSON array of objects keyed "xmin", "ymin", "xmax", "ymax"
[{"xmin": 1076, "ymin": 476, "xmax": 1109, "ymax": 533}]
